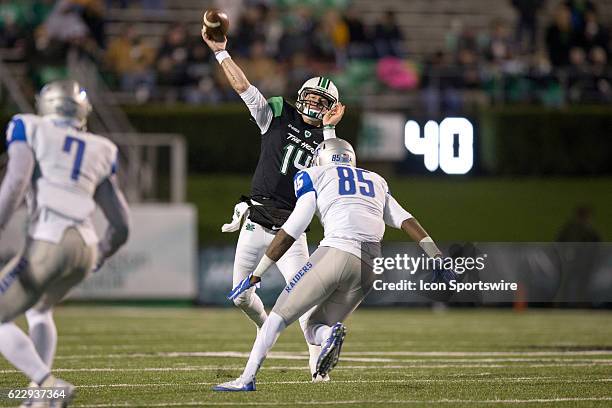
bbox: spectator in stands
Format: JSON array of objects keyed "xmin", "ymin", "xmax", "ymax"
[
  {"xmin": 567, "ymin": 46, "xmax": 591, "ymax": 101},
  {"xmin": 344, "ymin": 6, "xmax": 373, "ymax": 60},
  {"xmin": 563, "ymin": 0, "xmax": 595, "ymax": 31},
  {"xmin": 446, "ymin": 20, "xmax": 480, "ymax": 59},
  {"xmin": 484, "ymin": 19, "xmax": 516, "ymax": 64},
  {"xmin": 588, "ymin": 46, "xmax": 612, "ymax": 103},
  {"xmin": 44, "ymin": 0, "xmax": 87, "ymax": 40},
  {"xmin": 278, "ymin": 7, "xmax": 314, "ymax": 62},
  {"xmin": 311, "ymin": 9, "xmax": 347, "ymax": 66},
  {"xmin": 510, "ymin": 0, "xmax": 545, "ymax": 53},
  {"xmin": 70, "ymin": 0, "xmax": 107, "ymax": 49},
  {"xmin": 105, "ymin": 24, "xmax": 155, "ymax": 100},
  {"xmin": 373, "ymin": 10, "xmax": 404, "ymax": 58},
  {"xmin": 0, "ymin": 0, "xmax": 28, "ymax": 52},
  {"xmin": 232, "ymin": 3, "xmax": 268, "ymax": 57},
  {"xmin": 557, "ymin": 205, "xmax": 601, "ymax": 242},
  {"xmin": 183, "ymin": 37, "xmax": 221, "ymax": 104},
  {"xmin": 582, "ymin": 8, "xmax": 609, "ymax": 58},
  {"xmin": 240, "ymin": 38, "xmax": 285, "ymax": 95},
  {"xmin": 285, "ymin": 51, "xmax": 315, "ymax": 98},
  {"xmin": 155, "ymin": 23, "xmax": 190, "ymax": 101},
  {"xmin": 546, "ymin": 4, "xmax": 581, "ymax": 67},
  {"xmin": 262, "ymin": 7, "xmax": 283, "ymax": 58}
]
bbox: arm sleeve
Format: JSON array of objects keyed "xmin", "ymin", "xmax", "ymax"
[
  {"xmin": 282, "ymin": 191, "xmax": 317, "ymax": 239},
  {"xmin": 239, "ymin": 85, "xmax": 273, "ymax": 134},
  {"xmin": 0, "ymin": 143, "xmax": 34, "ymax": 231},
  {"xmin": 94, "ymin": 177, "xmax": 130, "ymax": 260},
  {"xmin": 383, "ymin": 192, "xmax": 413, "ymax": 229}
]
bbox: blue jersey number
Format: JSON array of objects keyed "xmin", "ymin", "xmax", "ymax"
[
  {"xmin": 63, "ymin": 136, "xmax": 86, "ymax": 180},
  {"xmin": 336, "ymin": 166, "xmax": 375, "ymax": 197}
]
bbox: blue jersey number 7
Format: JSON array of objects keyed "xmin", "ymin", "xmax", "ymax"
[{"xmin": 63, "ymin": 136, "xmax": 86, "ymax": 180}]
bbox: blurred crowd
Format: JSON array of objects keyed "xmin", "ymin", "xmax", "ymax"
[{"xmin": 0, "ymin": 0, "xmax": 610, "ymax": 108}]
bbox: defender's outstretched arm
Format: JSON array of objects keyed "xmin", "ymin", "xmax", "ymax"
[{"xmin": 384, "ymin": 192, "xmax": 442, "ymax": 258}]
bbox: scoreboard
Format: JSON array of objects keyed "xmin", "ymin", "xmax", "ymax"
[
  {"xmin": 358, "ymin": 113, "xmax": 477, "ymax": 175},
  {"xmin": 404, "ymin": 117, "xmax": 474, "ymax": 175}
]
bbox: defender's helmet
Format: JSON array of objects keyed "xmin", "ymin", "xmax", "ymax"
[
  {"xmin": 36, "ymin": 80, "xmax": 92, "ymax": 129},
  {"xmin": 312, "ymin": 138, "xmax": 356, "ymax": 167},
  {"xmin": 295, "ymin": 77, "xmax": 339, "ymax": 121}
]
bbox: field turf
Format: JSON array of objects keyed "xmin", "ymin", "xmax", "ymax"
[{"xmin": 0, "ymin": 307, "xmax": 611, "ymax": 407}]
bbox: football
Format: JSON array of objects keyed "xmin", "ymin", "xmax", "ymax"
[{"xmin": 202, "ymin": 9, "xmax": 229, "ymax": 42}]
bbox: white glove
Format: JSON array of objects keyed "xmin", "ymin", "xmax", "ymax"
[{"xmin": 221, "ymin": 202, "xmax": 249, "ymax": 232}]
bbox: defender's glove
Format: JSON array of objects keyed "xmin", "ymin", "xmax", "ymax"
[
  {"xmin": 431, "ymin": 264, "xmax": 459, "ymax": 286},
  {"xmin": 227, "ymin": 273, "xmax": 261, "ymax": 301}
]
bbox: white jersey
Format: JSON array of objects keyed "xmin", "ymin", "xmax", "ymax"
[
  {"xmin": 5, "ymin": 114, "xmax": 118, "ymax": 244},
  {"xmin": 292, "ymin": 164, "xmax": 412, "ymax": 258}
]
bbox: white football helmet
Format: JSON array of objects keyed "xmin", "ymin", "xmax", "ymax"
[
  {"xmin": 295, "ymin": 76, "xmax": 339, "ymax": 121},
  {"xmin": 36, "ymin": 80, "xmax": 92, "ymax": 129},
  {"xmin": 312, "ymin": 138, "xmax": 356, "ymax": 167}
]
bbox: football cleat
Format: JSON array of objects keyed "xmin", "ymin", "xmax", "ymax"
[
  {"xmin": 25, "ymin": 375, "xmax": 75, "ymax": 408},
  {"xmin": 212, "ymin": 377, "xmax": 256, "ymax": 392},
  {"xmin": 18, "ymin": 382, "xmax": 37, "ymax": 408},
  {"xmin": 315, "ymin": 323, "xmax": 346, "ymax": 378},
  {"xmin": 312, "ymin": 373, "xmax": 331, "ymax": 383}
]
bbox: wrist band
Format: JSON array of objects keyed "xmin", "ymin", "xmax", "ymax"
[
  {"xmin": 215, "ymin": 50, "xmax": 230, "ymax": 64},
  {"xmin": 419, "ymin": 236, "xmax": 442, "ymax": 258},
  {"xmin": 323, "ymin": 124, "xmax": 336, "ymax": 129},
  {"xmin": 253, "ymin": 254, "xmax": 275, "ymax": 278}
]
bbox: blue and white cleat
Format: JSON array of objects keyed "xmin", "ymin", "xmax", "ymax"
[
  {"xmin": 212, "ymin": 377, "xmax": 256, "ymax": 392},
  {"xmin": 315, "ymin": 322, "xmax": 346, "ymax": 378}
]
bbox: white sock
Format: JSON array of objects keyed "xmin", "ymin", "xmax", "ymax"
[
  {"xmin": 307, "ymin": 343, "xmax": 322, "ymax": 375},
  {"xmin": 298, "ymin": 306, "xmax": 320, "ymax": 375},
  {"xmin": 0, "ymin": 323, "xmax": 50, "ymax": 384},
  {"xmin": 241, "ymin": 312, "xmax": 286, "ymax": 382},
  {"xmin": 313, "ymin": 324, "xmax": 333, "ymax": 346},
  {"xmin": 25, "ymin": 309, "xmax": 57, "ymax": 368}
]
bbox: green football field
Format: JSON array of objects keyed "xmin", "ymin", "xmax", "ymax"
[{"xmin": 1, "ymin": 307, "xmax": 611, "ymax": 407}]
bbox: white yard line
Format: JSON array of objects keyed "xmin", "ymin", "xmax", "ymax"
[
  {"xmin": 2, "ymin": 360, "xmax": 611, "ymax": 375},
  {"xmin": 72, "ymin": 397, "xmax": 612, "ymax": 407},
  {"xmin": 341, "ymin": 350, "xmax": 612, "ymax": 356},
  {"xmin": 73, "ymin": 378, "xmax": 612, "ymax": 389},
  {"xmin": 52, "ymin": 350, "xmax": 612, "ymax": 361}
]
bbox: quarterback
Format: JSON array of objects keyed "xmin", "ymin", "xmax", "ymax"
[
  {"xmin": 214, "ymin": 138, "xmax": 457, "ymax": 391},
  {"xmin": 202, "ymin": 27, "xmax": 346, "ymax": 380},
  {"xmin": 0, "ymin": 80, "xmax": 130, "ymax": 406}
]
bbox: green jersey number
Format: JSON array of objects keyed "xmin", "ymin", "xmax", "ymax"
[{"xmin": 280, "ymin": 144, "xmax": 312, "ymax": 174}]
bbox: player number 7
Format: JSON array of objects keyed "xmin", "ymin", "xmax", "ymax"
[{"xmin": 63, "ymin": 135, "xmax": 86, "ymax": 181}]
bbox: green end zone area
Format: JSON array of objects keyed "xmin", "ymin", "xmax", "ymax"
[
  {"xmin": 0, "ymin": 307, "xmax": 610, "ymax": 407},
  {"xmin": 189, "ymin": 176, "xmax": 612, "ymax": 244}
]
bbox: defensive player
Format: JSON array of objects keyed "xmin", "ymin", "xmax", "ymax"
[
  {"xmin": 215, "ymin": 138, "xmax": 456, "ymax": 391},
  {"xmin": 202, "ymin": 28, "xmax": 346, "ymax": 380},
  {"xmin": 0, "ymin": 80, "xmax": 130, "ymax": 406}
]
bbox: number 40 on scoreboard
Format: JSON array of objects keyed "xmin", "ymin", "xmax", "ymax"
[{"xmin": 404, "ymin": 117, "xmax": 474, "ymax": 175}]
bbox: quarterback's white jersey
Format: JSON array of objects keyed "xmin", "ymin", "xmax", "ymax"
[
  {"xmin": 5, "ymin": 114, "xmax": 118, "ymax": 244},
  {"xmin": 291, "ymin": 164, "xmax": 412, "ymax": 258}
]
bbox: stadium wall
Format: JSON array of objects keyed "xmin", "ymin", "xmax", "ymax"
[{"xmin": 2, "ymin": 106, "xmax": 611, "ymax": 175}]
